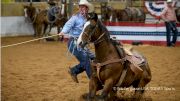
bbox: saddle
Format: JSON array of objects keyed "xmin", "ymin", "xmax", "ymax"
[
  {"xmin": 111, "ymin": 39, "xmax": 144, "ymax": 75},
  {"xmin": 112, "ymin": 40, "xmax": 144, "ymax": 86}
]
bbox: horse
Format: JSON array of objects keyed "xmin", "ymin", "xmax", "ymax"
[
  {"xmin": 101, "ymin": 5, "xmax": 118, "ymax": 22},
  {"xmin": 77, "ymin": 13, "xmax": 152, "ymax": 101},
  {"xmin": 24, "ymin": 2, "xmax": 67, "ymax": 40},
  {"xmin": 24, "ymin": 3, "xmax": 43, "ymax": 37},
  {"xmin": 124, "ymin": 7, "xmax": 146, "ymax": 22},
  {"xmin": 101, "ymin": 5, "xmax": 146, "ymax": 22},
  {"xmin": 100, "ymin": 3, "xmax": 114, "ymax": 22}
]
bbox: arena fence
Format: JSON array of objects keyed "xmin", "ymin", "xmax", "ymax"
[{"xmin": 1, "ymin": 2, "xmax": 180, "ymax": 46}]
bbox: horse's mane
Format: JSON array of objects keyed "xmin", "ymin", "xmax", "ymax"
[{"xmin": 97, "ymin": 19, "xmax": 111, "ymax": 41}]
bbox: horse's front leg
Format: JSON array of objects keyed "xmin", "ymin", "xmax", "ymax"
[
  {"xmin": 33, "ymin": 24, "xmax": 37, "ymax": 37},
  {"xmin": 98, "ymin": 79, "xmax": 114, "ymax": 101},
  {"xmin": 43, "ymin": 24, "xmax": 49, "ymax": 37},
  {"xmin": 87, "ymin": 75, "xmax": 99, "ymax": 100},
  {"xmin": 37, "ymin": 24, "xmax": 45, "ymax": 42}
]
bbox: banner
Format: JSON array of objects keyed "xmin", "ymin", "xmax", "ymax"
[{"xmin": 145, "ymin": 1, "xmax": 166, "ymax": 19}]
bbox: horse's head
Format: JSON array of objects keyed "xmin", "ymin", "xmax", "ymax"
[
  {"xmin": 24, "ymin": 3, "xmax": 36, "ymax": 18},
  {"xmin": 77, "ymin": 12, "xmax": 109, "ymax": 48}
]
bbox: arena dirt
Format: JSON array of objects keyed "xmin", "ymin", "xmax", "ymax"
[{"xmin": 1, "ymin": 36, "xmax": 180, "ymax": 101}]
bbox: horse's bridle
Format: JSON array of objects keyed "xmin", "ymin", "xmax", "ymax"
[{"xmin": 83, "ymin": 22, "xmax": 106, "ymax": 46}]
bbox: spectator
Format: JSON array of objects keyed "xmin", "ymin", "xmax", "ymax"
[{"xmin": 161, "ymin": 0, "xmax": 179, "ymax": 47}]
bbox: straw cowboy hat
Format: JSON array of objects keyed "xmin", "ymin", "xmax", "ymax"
[
  {"xmin": 79, "ymin": 0, "xmax": 94, "ymax": 13},
  {"xmin": 167, "ymin": 0, "xmax": 173, "ymax": 3}
]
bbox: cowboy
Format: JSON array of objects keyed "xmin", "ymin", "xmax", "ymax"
[
  {"xmin": 161, "ymin": 0, "xmax": 179, "ymax": 47},
  {"xmin": 58, "ymin": 0, "xmax": 95, "ymax": 83}
]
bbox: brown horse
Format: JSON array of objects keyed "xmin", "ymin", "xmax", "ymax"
[
  {"xmin": 124, "ymin": 7, "xmax": 146, "ymax": 22},
  {"xmin": 101, "ymin": 3, "xmax": 115, "ymax": 22},
  {"xmin": 101, "ymin": 5, "xmax": 146, "ymax": 22},
  {"xmin": 24, "ymin": 2, "xmax": 67, "ymax": 40},
  {"xmin": 24, "ymin": 3, "xmax": 43, "ymax": 37},
  {"xmin": 77, "ymin": 13, "xmax": 151, "ymax": 101}
]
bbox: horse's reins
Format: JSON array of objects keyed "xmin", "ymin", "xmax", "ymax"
[{"xmin": 94, "ymin": 32, "xmax": 106, "ymax": 45}]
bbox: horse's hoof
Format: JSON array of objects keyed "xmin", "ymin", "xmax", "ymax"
[
  {"xmin": 80, "ymin": 93, "xmax": 94, "ymax": 101},
  {"xmin": 80, "ymin": 93, "xmax": 89, "ymax": 100}
]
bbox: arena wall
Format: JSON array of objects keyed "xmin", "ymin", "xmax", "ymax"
[
  {"xmin": 1, "ymin": 2, "xmax": 57, "ymax": 37},
  {"xmin": 0, "ymin": 2, "xmax": 99, "ymax": 37},
  {"xmin": 1, "ymin": 16, "xmax": 58, "ymax": 37},
  {"xmin": 1, "ymin": 16, "xmax": 34, "ymax": 36},
  {"xmin": 1, "ymin": 2, "xmax": 49, "ymax": 16}
]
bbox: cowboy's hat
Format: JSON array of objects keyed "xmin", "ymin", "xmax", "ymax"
[
  {"xmin": 79, "ymin": 0, "xmax": 94, "ymax": 13},
  {"xmin": 167, "ymin": 0, "xmax": 173, "ymax": 3}
]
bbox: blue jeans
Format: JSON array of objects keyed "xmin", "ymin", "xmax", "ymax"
[
  {"xmin": 67, "ymin": 37, "xmax": 95, "ymax": 78},
  {"xmin": 165, "ymin": 21, "xmax": 178, "ymax": 46}
]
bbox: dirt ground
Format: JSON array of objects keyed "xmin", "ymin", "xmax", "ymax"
[{"xmin": 1, "ymin": 36, "xmax": 180, "ymax": 101}]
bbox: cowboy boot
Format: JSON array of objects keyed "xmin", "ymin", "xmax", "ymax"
[{"xmin": 68, "ymin": 67, "xmax": 79, "ymax": 83}]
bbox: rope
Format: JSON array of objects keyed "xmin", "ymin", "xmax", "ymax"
[
  {"xmin": 1, "ymin": 34, "xmax": 60, "ymax": 48},
  {"xmin": 66, "ymin": 39, "xmax": 74, "ymax": 59}
]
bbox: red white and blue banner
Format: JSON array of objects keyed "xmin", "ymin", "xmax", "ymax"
[
  {"xmin": 104, "ymin": 22, "xmax": 180, "ymax": 46},
  {"xmin": 145, "ymin": 1, "xmax": 166, "ymax": 19}
]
